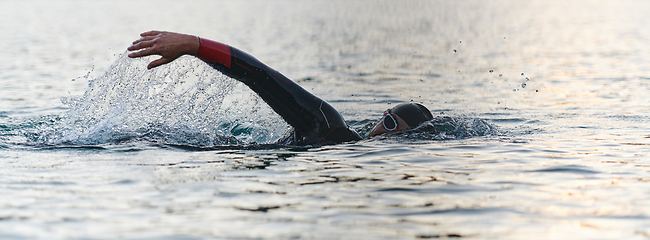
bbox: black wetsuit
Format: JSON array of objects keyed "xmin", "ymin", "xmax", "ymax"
[{"xmin": 196, "ymin": 38, "xmax": 362, "ymax": 145}]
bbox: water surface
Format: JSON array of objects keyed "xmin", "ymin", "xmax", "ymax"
[{"xmin": 2, "ymin": 0, "xmax": 650, "ymax": 239}]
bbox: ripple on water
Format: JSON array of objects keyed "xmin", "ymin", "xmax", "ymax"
[{"xmin": 528, "ymin": 165, "xmax": 601, "ymax": 175}]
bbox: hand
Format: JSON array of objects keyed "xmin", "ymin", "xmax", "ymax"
[{"xmin": 127, "ymin": 31, "xmax": 200, "ymax": 69}]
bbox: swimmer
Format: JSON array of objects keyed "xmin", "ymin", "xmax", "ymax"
[{"xmin": 127, "ymin": 31, "xmax": 433, "ymax": 145}]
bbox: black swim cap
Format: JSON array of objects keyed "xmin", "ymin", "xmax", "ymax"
[{"xmin": 390, "ymin": 103, "xmax": 433, "ymax": 128}]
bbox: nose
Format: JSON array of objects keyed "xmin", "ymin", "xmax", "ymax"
[{"xmin": 368, "ymin": 118, "xmax": 388, "ymax": 137}]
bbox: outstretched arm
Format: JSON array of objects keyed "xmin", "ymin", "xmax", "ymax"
[{"xmin": 127, "ymin": 31, "xmax": 361, "ymax": 144}]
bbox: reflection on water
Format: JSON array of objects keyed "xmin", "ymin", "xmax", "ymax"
[{"xmin": 2, "ymin": 0, "xmax": 650, "ymax": 239}]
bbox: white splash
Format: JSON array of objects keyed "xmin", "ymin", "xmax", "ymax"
[{"xmin": 39, "ymin": 53, "xmax": 288, "ymax": 146}]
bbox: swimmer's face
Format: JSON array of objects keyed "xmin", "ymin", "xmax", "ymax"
[{"xmin": 368, "ymin": 111, "xmax": 410, "ymax": 137}]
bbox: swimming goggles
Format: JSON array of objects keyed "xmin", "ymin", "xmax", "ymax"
[{"xmin": 382, "ymin": 110, "xmax": 398, "ymax": 131}]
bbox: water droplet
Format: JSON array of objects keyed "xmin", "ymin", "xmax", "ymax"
[
  {"xmin": 498, "ymin": 102, "xmax": 501, "ymax": 104},
  {"xmin": 536, "ymin": 90, "xmax": 539, "ymax": 92},
  {"xmin": 521, "ymin": 73, "xmax": 524, "ymax": 76},
  {"xmin": 513, "ymin": 89, "xmax": 517, "ymax": 92},
  {"xmin": 388, "ymin": 101, "xmax": 392, "ymax": 105},
  {"xmin": 525, "ymin": 77, "xmax": 529, "ymax": 81},
  {"xmin": 499, "ymin": 74, "xmax": 502, "ymax": 77},
  {"xmin": 521, "ymin": 83, "xmax": 527, "ymax": 88},
  {"xmin": 459, "ymin": 41, "xmax": 462, "ymax": 43},
  {"xmin": 453, "ymin": 49, "xmax": 457, "ymax": 53},
  {"xmin": 489, "ymin": 70, "xmax": 494, "ymax": 73}
]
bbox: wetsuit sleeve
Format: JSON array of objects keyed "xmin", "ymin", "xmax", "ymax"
[{"xmin": 196, "ymin": 38, "xmax": 362, "ymax": 145}]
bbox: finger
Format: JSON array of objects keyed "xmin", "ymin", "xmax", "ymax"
[
  {"xmin": 127, "ymin": 40, "xmax": 156, "ymax": 52},
  {"xmin": 140, "ymin": 30, "xmax": 163, "ymax": 37},
  {"xmin": 147, "ymin": 57, "xmax": 174, "ymax": 69},
  {"xmin": 131, "ymin": 35, "xmax": 156, "ymax": 45},
  {"xmin": 128, "ymin": 48, "xmax": 156, "ymax": 58}
]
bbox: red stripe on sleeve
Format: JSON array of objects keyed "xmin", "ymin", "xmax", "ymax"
[{"xmin": 196, "ymin": 38, "xmax": 231, "ymax": 68}]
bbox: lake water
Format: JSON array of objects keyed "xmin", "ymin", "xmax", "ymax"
[{"xmin": 2, "ymin": 0, "xmax": 650, "ymax": 239}]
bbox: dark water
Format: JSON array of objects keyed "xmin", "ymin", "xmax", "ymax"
[{"xmin": 2, "ymin": 0, "xmax": 650, "ymax": 239}]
